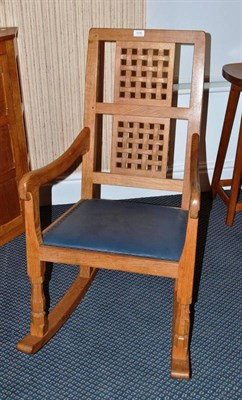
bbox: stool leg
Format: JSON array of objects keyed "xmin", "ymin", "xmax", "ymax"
[
  {"xmin": 226, "ymin": 117, "xmax": 242, "ymax": 225},
  {"xmin": 211, "ymin": 85, "xmax": 240, "ymax": 197}
]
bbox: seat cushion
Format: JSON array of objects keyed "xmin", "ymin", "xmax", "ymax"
[{"xmin": 43, "ymin": 199, "xmax": 188, "ymax": 261}]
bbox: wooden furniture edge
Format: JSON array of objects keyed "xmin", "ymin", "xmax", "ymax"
[
  {"xmin": 39, "ymin": 245, "xmax": 179, "ymax": 279},
  {"xmin": 189, "ymin": 133, "xmax": 200, "ymax": 218},
  {"xmin": 89, "ymin": 28, "xmax": 206, "ymax": 44},
  {"xmin": 92, "ymin": 172, "xmax": 183, "ymax": 191},
  {"xmin": 0, "ymin": 216, "xmax": 24, "ymax": 245},
  {"xmin": 0, "ymin": 27, "xmax": 18, "ymax": 41}
]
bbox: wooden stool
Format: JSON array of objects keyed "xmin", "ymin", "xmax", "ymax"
[{"xmin": 211, "ymin": 63, "xmax": 242, "ymax": 225}]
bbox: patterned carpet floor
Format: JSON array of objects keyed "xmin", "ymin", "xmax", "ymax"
[{"xmin": 0, "ymin": 193, "xmax": 241, "ymax": 399}]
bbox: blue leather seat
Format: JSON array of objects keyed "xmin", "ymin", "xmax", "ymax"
[{"xmin": 43, "ymin": 200, "xmax": 188, "ymax": 261}]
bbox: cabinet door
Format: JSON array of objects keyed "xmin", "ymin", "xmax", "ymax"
[
  {"xmin": 0, "ymin": 52, "xmax": 20, "ymax": 226},
  {"xmin": 0, "ymin": 38, "xmax": 28, "ymax": 244}
]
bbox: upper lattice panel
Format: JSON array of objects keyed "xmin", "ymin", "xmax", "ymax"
[{"xmin": 114, "ymin": 41, "xmax": 175, "ymax": 106}]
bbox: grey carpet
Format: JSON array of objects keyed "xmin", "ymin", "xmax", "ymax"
[{"xmin": 0, "ymin": 193, "xmax": 241, "ymax": 399}]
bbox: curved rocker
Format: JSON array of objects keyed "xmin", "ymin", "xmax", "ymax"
[{"xmin": 17, "ymin": 269, "xmax": 96, "ymax": 354}]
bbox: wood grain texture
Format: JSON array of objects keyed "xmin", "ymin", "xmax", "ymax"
[
  {"xmin": 16, "ymin": 28, "xmax": 206, "ymax": 380},
  {"xmin": 0, "ymin": 0, "xmax": 145, "ymax": 169},
  {"xmin": 211, "ymin": 64, "xmax": 242, "ymax": 225},
  {"xmin": 0, "ymin": 29, "xmax": 29, "ymax": 245}
]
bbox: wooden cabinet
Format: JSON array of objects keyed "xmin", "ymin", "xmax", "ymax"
[{"xmin": 0, "ymin": 28, "xmax": 28, "ymax": 245}]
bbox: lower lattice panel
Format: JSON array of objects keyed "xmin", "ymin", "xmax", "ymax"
[{"xmin": 111, "ymin": 115, "xmax": 170, "ymax": 177}]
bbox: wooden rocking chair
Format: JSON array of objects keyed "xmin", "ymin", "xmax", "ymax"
[{"xmin": 17, "ymin": 29, "xmax": 206, "ymax": 379}]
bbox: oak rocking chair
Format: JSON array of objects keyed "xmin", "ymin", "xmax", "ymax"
[{"xmin": 17, "ymin": 29, "xmax": 206, "ymax": 379}]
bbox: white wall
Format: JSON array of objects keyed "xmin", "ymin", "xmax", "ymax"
[
  {"xmin": 146, "ymin": 0, "xmax": 242, "ymax": 185},
  {"xmin": 147, "ymin": 0, "xmax": 242, "ymax": 81}
]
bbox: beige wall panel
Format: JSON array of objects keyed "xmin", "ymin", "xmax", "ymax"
[{"xmin": 0, "ymin": 0, "xmax": 146, "ymax": 169}]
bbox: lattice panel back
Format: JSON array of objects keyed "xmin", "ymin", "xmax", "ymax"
[
  {"xmin": 111, "ymin": 116, "xmax": 170, "ymax": 178},
  {"xmin": 114, "ymin": 41, "xmax": 175, "ymax": 105},
  {"xmin": 111, "ymin": 40, "xmax": 175, "ymax": 177}
]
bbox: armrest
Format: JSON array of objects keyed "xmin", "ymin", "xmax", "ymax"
[
  {"xmin": 19, "ymin": 127, "xmax": 90, "ymax": 200},
  {"xmin": 189, "ymin": 133, "xmax": 200, "ymax": 219}
]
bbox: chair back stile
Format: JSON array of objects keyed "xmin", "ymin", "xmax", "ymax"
[
  {"xmin": 182, "ymin": 37, "xmax": 206, "ymax": 208},
  {"xmin": 81, "ymin": 36, "xmax": 102, "ymax": 199},
  {"xmin": 81, "ymin": 29, "xmax": 206, "ymax": 206}
]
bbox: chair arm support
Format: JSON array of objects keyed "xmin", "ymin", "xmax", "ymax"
[
  {"xmin": 189, "ymin": 133, "xmax": 200, "ymax": 219},
  {"xmin": 19, "ymin": 127, "xmax": 90, "ymax": 200}
]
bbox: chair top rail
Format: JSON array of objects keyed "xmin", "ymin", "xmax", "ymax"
[{"xmin": 89, "ymin": 28, "xmax": 206, "ymax": 45}]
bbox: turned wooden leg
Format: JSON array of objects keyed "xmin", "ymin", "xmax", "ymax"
[
  {"xmin": 29, "ymin": 260, "xmax": 48, "ymax": 337},
  {"xmin": 171, "ymin": 279, "xmax": 190, "ymax": 379},
  {"xmin": 17, "ymin": 193, "xmax": 97, "ymax": 354},
  {"xmin": 226, "ymin": 118, "xmax": 242, "ymax": 225},
  {"xmin": 171, "ymin": 288, "xmax": 190, "ymax": 379},
  {"xmin": 211, "ymin": 85, "xmax": 240, "ymax": 198},
  {"xmin": 17, "ymin": 262, "xmax": 97, "ymax": 354},
  {"xmin": 171, "ymin": 217, "xmax": 198, "ymax": 378}
]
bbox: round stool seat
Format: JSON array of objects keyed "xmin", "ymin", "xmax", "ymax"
[{"xmin": 222, "ymin": 63, "xmax": 242, "ymax": 87}]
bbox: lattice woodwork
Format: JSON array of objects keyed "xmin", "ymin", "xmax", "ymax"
[
  {"xmin": 111, "ymin": 116, "xmax": 170, "ymax": 177},
  {"xmin": 111, "ymin": 40, "xmax": 175, "ymax": 177},
  {"xmin": 114, "ymin": 41, "xmax": 175, "ymax": 105}
]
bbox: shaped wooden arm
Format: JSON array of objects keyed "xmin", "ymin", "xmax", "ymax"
[
  {"xmin": 189, "ymin": 133, "xmax": 200, "ymax": 219},
  {"xmin": 19, "ymin": 127, "xmax": 90, "ymax": 200}
]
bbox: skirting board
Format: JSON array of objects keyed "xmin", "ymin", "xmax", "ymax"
[{"xmin": 41, "ymin": 160, "xmax": 235, "ymax": 205}]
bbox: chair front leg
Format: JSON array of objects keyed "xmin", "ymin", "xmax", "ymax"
[
  {"xmin": 171, "ymin": 216, "xmax": 198, "ymax": 379},
  {"xmin": 171, "ymin": 284, "xmax": 190, "ymax": 379},
  {"xmin": 28, "ymin": 259, "xmax": 48, "ymax": 337}
]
